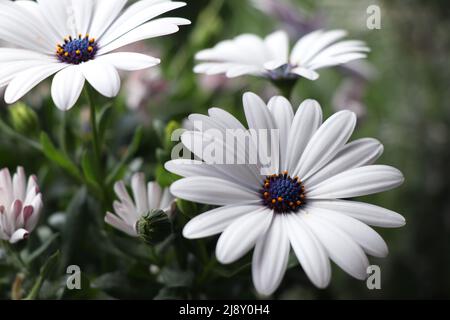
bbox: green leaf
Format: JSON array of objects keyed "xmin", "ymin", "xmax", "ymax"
[
  {"xmin": 97, "ymin": 103, "xmax": 113, "ymax": 140},
  {"xmin": 157, "ymin": 268, "xmax": 194, "ymax": 288},
  {"xmin": 106, "ymin": 126, "xmax": 143, "ymax": 185},
  {"xmin": 24, "ymin": 233, "xmax": 60, "ymax": 265},
  {"xmin": 81, "ymin": 150, "xmax": 102, "ymax": 197},
  {"xmin": 24, "ymin": 251, "xmax": 60, "ymax": 300},
  {"xmin": 40, "ymin": 132, "xmax": 83, "ymax": 182},
  {"xmin": 156, "ymin": 164, "xmax": 179, "ymax": 188}
]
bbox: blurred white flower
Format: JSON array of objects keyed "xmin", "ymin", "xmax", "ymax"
[
  {"xmin": 0, "ymin": 0, "xmax": 190, "ymax": 111},
  {"xmin": 195, "ymin": 29, "xmax": 369, "ymax": 81},
  {"xmin": 0, "ymin": 167, "xmax": 43, "ymax": 244},
  {"xmin": 125, "ymin": 67, "xmax": 167, "ymax": 110},
  {"xmin": 166, "ymin": 92, "xmax": 405, "ymax": 296},
  {"xmin": 105, "ymin": 173, "xmax": 174, "ymax": 237}
]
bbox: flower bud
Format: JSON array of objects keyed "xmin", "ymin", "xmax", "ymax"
[
  {"xmin": 8, "ymin": 102, "xmax": 39, "ymax": 136},
  {"xmin": 136, "ymin": 209, "xmax": 172, "ymax": 246}
]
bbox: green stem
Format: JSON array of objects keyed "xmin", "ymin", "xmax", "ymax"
[
  {"xmin": 272, "ymin": 79, "xmax": 298, "ymax": 100},
  {"xmin": 2, "ymin": 242, "xmax": 28, "ymax": 274},
  {"xmin": 84, "ymin": 87, "xmax": 101, "ymax": 168},
  {"xmin": 59, "ymin": 111, "xmax": 68, "ymax": 156}
]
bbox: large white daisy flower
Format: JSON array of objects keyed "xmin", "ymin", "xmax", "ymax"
[
  {"xmin": 105, "ymin": 173, "xmax": 174, "ymax": 237},
  {"xmin": 0, "ymin": 167, "xmax": 43, "ymax": 244},
  {"xmin": 0, "ymin": 0, "xmax": 190, "ymax": 111},
  {"xmin": 165, "ymin": 92, "xmax": 405, "ymax": 296},
  {"xmin": 194, "ymin": 29, "xmax": 369, "ymax": 81}
]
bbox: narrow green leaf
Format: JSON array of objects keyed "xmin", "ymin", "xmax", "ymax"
[{"xmin": 40, "ymin": 132, "xmax": 83, "ymax": 182}]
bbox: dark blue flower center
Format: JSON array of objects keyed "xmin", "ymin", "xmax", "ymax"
[
  {"xmin": 261, "ymin": 171, "xmax": 306, "ymax": 213},
  {"xmin": 56, "ymin": 34, "xmax": 98, "ymax": 65}
]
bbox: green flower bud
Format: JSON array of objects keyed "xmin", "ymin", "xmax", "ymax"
[
  {"xmin": 136, "ymin": 209, "xmax": 172, "ymax": 246},
  {"xmin": 8, "ymin": 102, "xmax": 39, "ymax": 136}
]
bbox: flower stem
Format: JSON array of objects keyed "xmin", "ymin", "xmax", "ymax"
[
  {"xmin": 271, "ymin": 79, "xmax": 297, "ymax": 100},
  {"xmin": 84, "ymin": 86, "xmax": 101, "ymax": 168}
]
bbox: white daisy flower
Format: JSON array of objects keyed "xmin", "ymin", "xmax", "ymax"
[
  {"xmin": 165, "ymin": 92, "xmax": 405, "ymax": 296},
  {"xmin": 194, "ymin": 29, "xmax": 369, "ymax": 81},
  {"xmin": 0, "ymin": 167, "xmax": 43, "ymax": 244},
  {"xmin": 0, "ymin": 0, "xmax": 190, "ymax": 111},
  {"xmin": 105, "ymin": 173, "xmax": 174, "ymax": 237}
]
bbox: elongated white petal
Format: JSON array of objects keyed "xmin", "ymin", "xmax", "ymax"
[
  {"xmin": 171, "ymin": 177, "xmax": 259, "ymax": 206},
  {"xmin": 294, "ymin": 110, "xmax": 356, "ymax": 180},
  {"xmin": 105, "ymin": 212, "xmax": 137, "ymax": 237},
  {"xmin": 308, "ymin": 199, "xmax": 406, "ymax": 228},
  {"xmin": 81, "ymin": 60, "xmax": 120, "ymax": 97},
  {"xmin": 98, "ymin": 20, "xmax": 181, "ymax": 55},
  {"xmin": 216, "ymin": 208, "xmax": 273, "ymax": 264},
  {"xmin": 312, "ymin": 208, "xmax": 388, "ymax": 257},
  {"xmin": 264, "ymin": 30, "xmax": 289, "ymax": 64},
  {"xmin": 303, "ymin": 211, "xmax": 369, "ymax": 280},
  {"xmin": 252, "ymin": 215, "xmax": 290, "ymax": 296},
  {"xmin": 95, "ymin": 52, "xmax": 160, "ymax": 71},
  {"xmin": 5, "ymin": 63, "xmax": 66, "ymax": 104},
  {"xmin": 147, "ymin": 182, "xmax": 162, "ymax": 210},
  {"xmin": 306, "ymin": 138, "xmax": 384, "ymax": 188},
  {"xmin": 51, "ymin": 65, "xmax": 85, "ymax": 111},
  {"xmin": 284, "ymin": 213, "xmax": 331, "ymax": 288},
  {"xmin": 308, "ymin": 165, "xmax": 404, "ymax": 199},
  {"xmin": 89, "ymin": 0, "xmax": 127, "ymax": 39},
  {"xmin": 268, "ymin": 96, "xmax": 294, "ymax": 171},
  {"xmin": 183, "ymin": 204, "xmax": 261, "ymax": 239},
  {"xmin": 286, "ymin": 99, "xmax": 322, "ymax": 173},
  {"xmin": 131, "ymin": 173, "xmax": 148, "ymax": 215}
]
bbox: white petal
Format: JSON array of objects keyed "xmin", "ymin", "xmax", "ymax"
[
  {"xmin": 5, "ymin": 63, "xmax": 66, "ymax": 104},
  {"xmin": 290, "ymin": 67, "xmax": 319, "ymax": 80},
  {"xmin": 284, "ymin": 213, "xmax": 331, "ymax": 288},
  {"xmin": 51, "ymin": 65, "xmax": 85, "ymax": 111},
  {"xmin": 12, "ymin": 167, "xmax": 26, "ymax": 202},
  {"xmin": 252, "ymin": 215, "xmax": 290, "ymax": 296},
  {"xmin": 95, "ymin": 52, "xmax": 160, "ymax": 71},
  {"xmin": 70, "ymin": 0, "xmax": 94, "ymax": 35},
  {"xmin": 100, "ymin": 1, "xmax": 187, "ymax": 46},
  {"xmin": 165, "ymin": 159, "xmax": 261, "ymax": 192},
  {"xmin": 286, "ymin": 100, "xmax": 322, "ymax": 173},
  {"xmin": 312, "ymin": 208, "xmax": 388, "ymax": 257},
  {"xmin": 294, "ymin": 110, "xmax": 356, "ymax": 180},
  {"xmin": 303, "ymin": 211, "xmax": 369, "ymax": 280},
  {"xmin": 80, "ymin": 60, "xmax": 120, "ymax": 98},
  {"xmin": 89, "ymin": 0, "xmax": 127, "ymax": 39},
  {"xmin": 170, "ymin": 177, "xmax": 259, "ymax": 206},
  {"xmin": 306, "ymin": 138, "xmax": 384, "ymax": 188},
  {"xmin": 264, "ymin": 30, "xmax": 289, "ymax": 64},
  {"xmin": 308, "ymin": 199, "xmax": 406, "ymax": 228},
  {"xmin": 183, "ymin": 204, "xmax": 262, "ymax": 239},
  {"xmin": 24, "ymin": 193, "xmax": 42, "ymax": 232},
  {"xmin": 105, "ymin": 212, "xmax": 137, "ymax": 237},
  {"xmin": 9, "ymin": 228, "xmax": 29, "ymax": 244},
  {"xmin": 268, "ymin": 96, "xmax": 294, "ymax": 171},
  {"xmin": 147, "ymin": 182, "xmax": 162, "ymax": 210},
  {"xmin": 98, "ymin": 20, "xmax": 181, "ymax": 55},
  {"xmin": 243, "ymin": 92, "xmax": 278, "ymax": 174},
  {"xmin": 308, "ymin": 165, "xmax": 405, "ymax": 199},
  {"xmin": 216, "ymin": 208, "xmax": 273, "ymax": 264},
  {"xmin": 131, "ymin": 173, "xmax": 148, "ymax": 215},
  {"xmin": 208, "ymin": 107, "xmax": 246, "ymax": 130}
]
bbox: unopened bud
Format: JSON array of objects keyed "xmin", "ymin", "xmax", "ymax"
[
  {"xmin": 136, "ymin": 209, "xmax": 172, "ymax": 246},
  {"xmin": 8, "ymin": 102, "xmax": 39, "ymax": 136}
]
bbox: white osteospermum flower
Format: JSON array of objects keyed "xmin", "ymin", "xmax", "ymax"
[
  {"xmin": 105, "ymin": 173, "xmax": 174, "ymax": 237},
  {"xmin": 0, "ymin": 167, "xmax": 43, "ymax": 244},
  {"xmin": 165, "ymin": 92, "xmax": 405, "ymax": 296},
  {"xmin": 0, "ymin": 0, "xmax": 190, "ymax": 111},
  {"xmin": 195, "ymin": 29, "xmax": 369, "ymax": 81}
]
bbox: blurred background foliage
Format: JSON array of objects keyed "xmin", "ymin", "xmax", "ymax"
[{"xmin": 0, "ymin": 0, "xmax": 449, "ymax": 299}]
